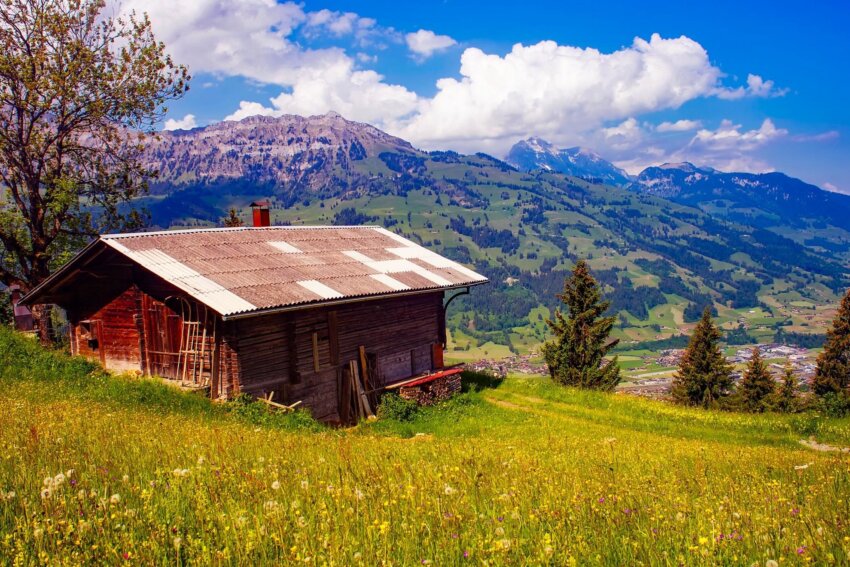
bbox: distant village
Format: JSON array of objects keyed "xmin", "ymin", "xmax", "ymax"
[{"xmin": 468, "ymin": 342, "xmax": 818, "ymax": 399}]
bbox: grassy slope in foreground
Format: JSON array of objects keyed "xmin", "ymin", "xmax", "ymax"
[{"xmin": 1, "ymin": 329, "xmax": 849, "ymax": 565}]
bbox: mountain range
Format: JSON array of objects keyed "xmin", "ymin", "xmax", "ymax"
[{"xmin": 139, "ymin": 113, "xmax": 850, "ymax": 352}]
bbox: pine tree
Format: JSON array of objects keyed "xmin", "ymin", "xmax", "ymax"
[
  {"xmin": 671, "ymin": 307, "xmax": 732, "ymax": 407},
  {"xmin": 775, "ymin": 361, "xmax": 799, "ymax": 413},
  {"xmin": 543, "ymin": 260, "xmax": 620, "ymax": 391},
  {"xmin": 813, "ymin": 289, "xmax": 850, "ymax": 396},
  {"xmin": 738, "ymin": 347, "xmax": 776, "ymax": 412},
  {"xmin": 223, "ymin": 208, "xmax": 244, "ymax": 227}
]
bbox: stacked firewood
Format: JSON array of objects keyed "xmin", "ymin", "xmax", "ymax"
[{"xmin": 399, "ymin": 374, "xmax": 462, "ymax": 405}]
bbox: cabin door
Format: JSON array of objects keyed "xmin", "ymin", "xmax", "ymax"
[{"xmin": 141, "ymin": 295, "xmax": 182, "ymax": 379}]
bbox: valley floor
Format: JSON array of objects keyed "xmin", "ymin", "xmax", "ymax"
[{"xmin": 1, "ymin": 329, "xmax": 849, "ymax": 565}]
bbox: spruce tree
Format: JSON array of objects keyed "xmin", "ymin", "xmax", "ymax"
[
  {"xmin": 813, "ymin": 289, "xmax": 850, "ymax": 396},
  {"xmin": 671, "ymin": 307, "xmax": 732, "ymax": 407},
  {"xmin": 543, "ymin": 260, "xmax": 620, "ymax": 391},
  {"xmin": 775, "ymin": 361, "xmax": 799, "ymax": 413},
  {"xmin": 738, "ymin": 347, "xmax": 775, "ymax": 412}
]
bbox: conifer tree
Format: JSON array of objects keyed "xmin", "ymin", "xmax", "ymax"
[
  {"xmin": 671, "ymin": 307, "xmax": 732, "ymax": 407},
  {"xmin": 738, "ymin": 347, "xmax": 775, "ymax": 412},
  {"xmin": 775, "ymin": 361, "xmax": 799, "ymax": 413},
  {"xmin": 813, "ymin": 289, "xmax": 850, "ymax": 396},
  {"xmin": 543, "ymin": 259, "xmax": 620, "ymax": 391}
]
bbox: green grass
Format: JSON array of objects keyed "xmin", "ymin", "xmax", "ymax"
[{"xmin": 2, "ymin": 328, "xmax": 850, "ymax": 565}]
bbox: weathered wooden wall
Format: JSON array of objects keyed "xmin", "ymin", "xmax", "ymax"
[
  {"xmin": 59, "ymin": 251, "xmax": 446, "ymax": 422},
  {"xmin": 70, "ymin": 286, "xmax": 144, "ymax": 372},
  {"xmin": 230, "ymin": 292, "xmax": 445, "ymax": 422}
]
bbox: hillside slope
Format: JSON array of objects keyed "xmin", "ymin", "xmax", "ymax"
[
  {"xmin": 1, "ymin": 328, "xmax": 848, "ymax": 564},
  {"xmin": 137, "ymin": 114, "xmax": 850, "ymax": 352}
]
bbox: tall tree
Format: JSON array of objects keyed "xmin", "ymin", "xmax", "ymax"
[
  {"xmin": 775, "ymin": 361, "xmax": 799, "ymax": 413},
  {"xmin": 222, "ymin": 208, "xmax": 244, "ymax": 228},
  {"xmin": 671, "ymin": 307, "xmax": 732, "ymax": 407},
  {"xmin": 542, "ymin": 259, "xmax": 620, "ymax": 391},
  {"xmin": 813, "ymin": 289, "xmax": 850, "ymax": 396},
  {"xmin": 737, "ymin": 347, "xmax": 775, "ymax": 412},
  {"xmin": 0, "ymin": 0, "xmax": 188, "ymax": 340}
]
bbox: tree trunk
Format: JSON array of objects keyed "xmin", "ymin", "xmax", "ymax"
[{"xmin": 30, "ymin": 303, "xmax": 54, "ymax": 346}]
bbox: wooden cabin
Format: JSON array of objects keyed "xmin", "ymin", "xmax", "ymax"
[{"xmin": 21, "ymin": 220, "xmax": 487, "ymax": 423}]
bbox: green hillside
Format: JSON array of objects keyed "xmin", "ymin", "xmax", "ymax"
[
  {"xmin": 1, "ymin": 327, "xmax": 849, "ymax": 564},
  {"xmin": 148, "ymin": 150, "xmax": 850, "ymax": 356}
]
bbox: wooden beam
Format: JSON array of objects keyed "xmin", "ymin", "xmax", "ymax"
[{"xmin": 312, "ymin": 332, "xmax": 320, "ymax": 373}]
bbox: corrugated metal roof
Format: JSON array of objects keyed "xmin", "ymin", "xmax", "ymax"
[{"xmin": 96, "ymin": 225, "xmax": 487, "ymax": 317}]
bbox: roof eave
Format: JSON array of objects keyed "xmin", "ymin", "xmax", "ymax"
[
  {"xmin": 18, "ymin": 238, "xmax": 104, "ymax": 306},
  {"xmin": 220, "ymin": 279, "xmax": 488, "ymax": 321}
]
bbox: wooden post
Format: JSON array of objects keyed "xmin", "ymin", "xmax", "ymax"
[
  {"xmin": 210, "ymin": 325, "xmax": 221, "ymax": 399},
  {"xmin": 312, "ymin": 332, "xmax": 320, "ymax": 373}
]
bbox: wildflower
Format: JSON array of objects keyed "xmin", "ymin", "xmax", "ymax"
[
  {"xmin": 110, "ymin": 494, "xmax": 121, "ymax": 505},
  {"xmin": 33, "ymin": 528, "xmax": 43, "ymax": 540},
  {"xmin": 495, "ymin": 527, "xmax": 505, "ymax": 536},
  {"xmin": 797, "ymin": 546, "xmax": 807, "ymax": 555},
  {"xmin": 173, "ymin": 537, "xmax": 182, "ymax": 551},
  {"xmin": 300, "ymin": 480, "xmax": 309, "ymax": 490},
  {"xmin": 463, "ymin": 551, "xmax": 469, "ymax": 558},
  {"xmin": 444, "ymin": 485, "xmax": 456, "ymax": 496},
  {"xmin": 122, "ymin": 474, "xmax": 130, "ymax": 483},
  {"xmin": 197, "ymin": 456, "xmax": 205, "ymax": 465},
  {"xmin": 77, "ymin": 489, "xmax": 86, "ymax": 499},
  {"xmin": 794, "ymin": 463, "xmax": 813, "ymax": 470},
  {"xmin": 53, "ymin": 473, "xmax": 66, "ymax": 487},
  {"xmin": 354, "ymin": 488, "xmax": 364, "ymax": 500},
  {"xmin": 66, "ymin": 469, "xmax": 75, "ymax": 478},
  {"xmin": 271, "ymin": 481, "xmax": 281, "ymax": 491},
  {"xmin": 498, "ymin": 539, "xmax": 511, "ymax": 550},
  {"xmin": 263, "ymin": 500, "xmax": 278, "ymax": 511},
  {"xmin": 353, "ymin": 552, "xmax": 362, "ymax": 561},
  {"xmin": 766, "ymin": 561, "xmax": 779, "ymax": 567},
  {"xmin": 40, "ymin": 488, "xmax": 52, "ymax": 499}
]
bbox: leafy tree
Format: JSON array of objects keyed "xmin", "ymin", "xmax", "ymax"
[
  {"xmin": 222, "ymin": 208, "xmax": 244, "ymax": 227},
  {"xmin": 671, "ymin": 307, "xmax": 732, "ymax": 407},
  {"xmin": 737, "ymin": 347, "xmax": 775, "ymax": 412},
  {"xmin": 542, "ymin": 259, "xmax": 620, "ymax": 391},
  {"xmin": 812, "ymin": 288, "xmax": 850, "ymax": 396},
  {"xmin": 0, "ymin": 0, "xmax": 189, "ymax": 340},
  {"xmin": 775, "ymin": 361, "xmax": 799, "ymax": 413}
]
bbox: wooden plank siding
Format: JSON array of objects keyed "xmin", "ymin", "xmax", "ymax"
[
  {"xmin": 63, "ymin": 269, "xmax": 446, "ymax": 423},
  {"xmin": 230, "ymin": 291, "xmax": 445, "ymax": 422}
]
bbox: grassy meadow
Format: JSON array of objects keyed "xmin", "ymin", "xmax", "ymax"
[{"xmin": 1, "ymin": 328, "xmax": 850, "ymax": 565}]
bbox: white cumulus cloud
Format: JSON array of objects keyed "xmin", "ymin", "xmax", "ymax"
[
  {"xmin": 163, "ymin": 114, "xmax": 197, "ymax": 131},
  {"xmin": 396, "ymin": 34, "xmax": 749, "ymax": 153},
  {"xmin": 405, "ymin": 29, "xmax": 457, "ymax": 59},
  {"xmin": 656, "ymin": 119, "xmax": 702, "ymax": 132},
  {"xmin": 689, "ymin": 118, "xmax": 787, "ymax": 152},
  {"xmin": 714, "ymin": 73, "xmax": 788, "ymax": 100}
]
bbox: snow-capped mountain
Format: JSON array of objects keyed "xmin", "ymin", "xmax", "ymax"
[{"xmin": 504, "ymin": 137, "xmax": 632, "ymax": 186}]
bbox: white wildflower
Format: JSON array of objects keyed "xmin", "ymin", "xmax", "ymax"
[
  {"xmin": 271, "ymin": 481, "xmax": 281, "ymax": 491},
  {"xmin": 443, "ymin": 485, "xmax": 456, "ymax": 496},
  {"xmin": 40, "ymin": 488, "xmax": 52, "ymax": 500},
  {"xmin": 109, "ymin": 494, "xmax": 121, "ymax": 505}
]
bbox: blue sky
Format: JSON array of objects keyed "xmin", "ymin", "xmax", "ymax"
[{"xmin": 120, "ymin": 0, "xmax": 850, "ymax": 192}]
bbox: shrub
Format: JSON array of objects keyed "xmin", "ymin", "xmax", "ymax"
[{"xmin": 377, "ymin": 393, "xmax": 419, "ymax": 422}]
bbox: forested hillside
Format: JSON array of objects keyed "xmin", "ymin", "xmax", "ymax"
[{"xmin": 135, "ymin": 113, "xmax": 850, "ymax": 353}]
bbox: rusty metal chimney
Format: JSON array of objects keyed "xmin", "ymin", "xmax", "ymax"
[{"xmin": 250, "ymin": 200, "xmax": 270, "ymax": 227}]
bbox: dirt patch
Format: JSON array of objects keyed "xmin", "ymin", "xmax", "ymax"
[{"xmin": 799, "ymin": 438, "xmax": 850, "ymax": 453}]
